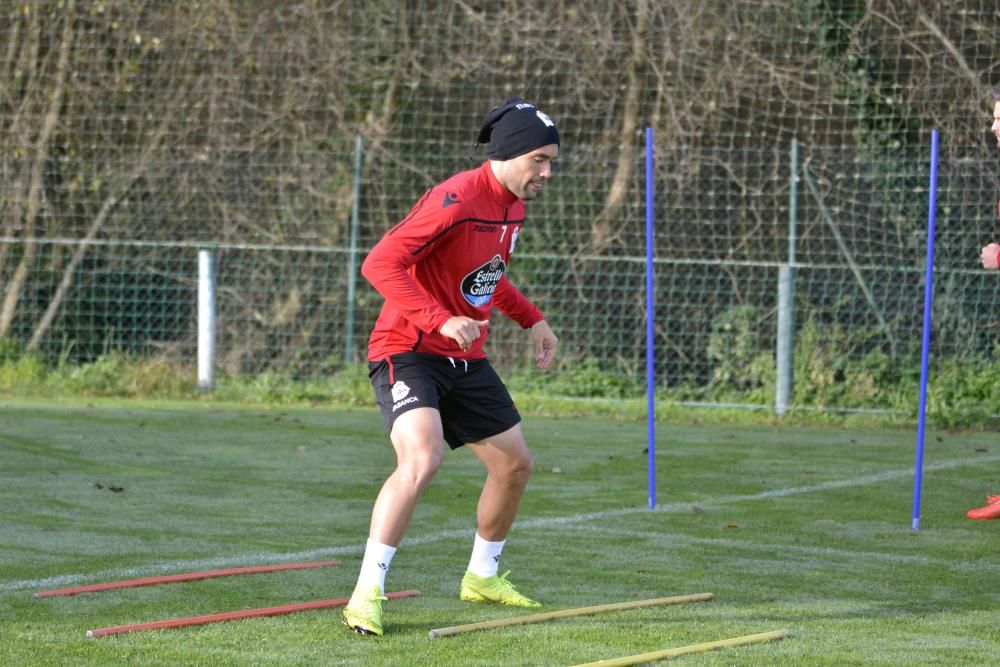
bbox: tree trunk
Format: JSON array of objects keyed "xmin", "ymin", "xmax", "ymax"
[
  {"xmin": 0, "ymin": 1, "xmax": 75, "ymax": 338},
  {"xmin": 586, "ymin": 0, "xmax": 649, "ymax": 254},
  {"xmin": 25, "ymin": 113, "xmax": 170, "ymax": 351},
  {"xmin": 0, "ymin": 9, "xmax": 41, "ymax": 297},
  {"xmin": 27, "ymin": 190, "xmax": 120, "ymax": 351}
]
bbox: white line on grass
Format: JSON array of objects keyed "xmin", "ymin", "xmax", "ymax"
[
  {"xmin": 547, "ymin": 524, "xmax": 1000, "ymax": 576},
  {"xmin": 4, "ymin": 453, "xmax": 998, "ymax": 594},
  {"xmin": 517, "ymin": 452, "xmax": 1000, "ymax": 528}
]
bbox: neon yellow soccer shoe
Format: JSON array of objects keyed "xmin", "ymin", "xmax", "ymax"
[
  {"xmin": 459, "ymin": 570, "xmax": 541, "ymax": 608},
  {"xmin": 343, "ymin": 586, "xmax": 388, "ymax": 636}
]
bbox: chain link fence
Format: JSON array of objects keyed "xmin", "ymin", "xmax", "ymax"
[{"xmin": 3, "ymin": 1, "xmax": 999, "ymax": 411}]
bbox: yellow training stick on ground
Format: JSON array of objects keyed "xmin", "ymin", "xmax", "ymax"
[
  {"xmin": 569, "ymin": 629, "xmax": 791, "ymax": 666},
  {"xmin": 428, "ymin": 592, "xmax": 713, "ymax": 639}
]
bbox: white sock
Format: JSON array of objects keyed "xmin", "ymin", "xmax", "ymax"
[
  {"xmin": 355, "ymin": 538, "xmax": 397, "ymax": 595},
  {"xmin": 467, "ymin": 533, "xmax": 505, "ymax": 577}
]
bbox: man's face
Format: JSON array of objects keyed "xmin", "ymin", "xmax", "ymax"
[
  {"xmin": 992, "ymin": 100, "xmax": 1000, "ymax": 149},
  {"xmin": 492, "ymin": 144, "xmax": 559, "ymax": 201}
]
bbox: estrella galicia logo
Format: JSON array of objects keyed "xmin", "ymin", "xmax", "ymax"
[
  {"xmin": 461, "ymin": 254, "xmax": 506, "ymax": 307},
  {"xmin": 442, "ymin": 192, "xmax": 460, "ymax": 208}
]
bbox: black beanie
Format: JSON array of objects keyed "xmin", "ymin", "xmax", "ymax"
[{"xmin": 476, "ymin": 96, "xmax": 560, "ymax": 160}]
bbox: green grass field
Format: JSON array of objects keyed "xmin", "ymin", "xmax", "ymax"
[{"xmin": 2, "ymin": 398, "xmax": 999, "ymax": 666}]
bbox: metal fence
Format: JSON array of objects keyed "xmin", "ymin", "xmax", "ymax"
[{"xmin": 3, "ymin": 2, "xmax": 1000, "ymax": 411}]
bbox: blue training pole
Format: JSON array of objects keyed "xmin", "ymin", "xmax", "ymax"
[
  {"xmin": 646, "ymin": 127, "xmax": 656, "ymax": 510},
  {"xmin": 912, "ymin": 129, "xmax": 939, "ymax": 531}
]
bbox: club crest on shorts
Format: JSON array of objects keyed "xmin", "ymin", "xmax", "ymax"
[
  {"xmin": 390, "ymin": 380, "xmax": 419, "ymax": 411},
  {"xmin": 461, "ymin": 254, "xmax": 506, "ymax": 307},
  {"xmin": 391, "ymin": 381, "xmax": 410, "ymax": 402}
]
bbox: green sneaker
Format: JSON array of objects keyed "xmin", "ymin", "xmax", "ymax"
[
  {"xmin": 343, "ymin": 586, "xmax": 388, "ymax": 636},
  {"xmin": 460, "ymin": 570, "xmax": 541, "ymax": 608}
]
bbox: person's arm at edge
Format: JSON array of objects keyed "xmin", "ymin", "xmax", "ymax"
[{"xmin": 981, "ymin": 242, "xmax": 1000, "ymax": 270}]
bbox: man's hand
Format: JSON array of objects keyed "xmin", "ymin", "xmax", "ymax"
[
  {"xmin": 530, "ymin": 320, "xmax": 558, "ymax": 369},
  {"xmin": 440, "ymin": 316, "xmax": 489, "ymax": 352},
  {"xmin": 982, "ymin": 243, "xmax": 1000, "ymax": 270}
]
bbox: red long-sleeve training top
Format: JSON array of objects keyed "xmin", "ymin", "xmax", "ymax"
[{"xmin": 362, "ymin": 161, "xmax": 544, "ymax": 361}]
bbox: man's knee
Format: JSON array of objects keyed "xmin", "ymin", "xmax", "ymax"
[
  {"xmin": 392, "ymin": 431, "xmax": 444, "ymax": 484},
  {"xmin": 508, "ymin": 452, "xmax": 533, "ymax": 487},
  {"xmin": 390, "ymin": 410, "xmax": 446, "ymax": 487},
  {"xmin": 494, "ymin": 444, "xmax": 534, "ymax": 486},
  {"xmin": 399, "ymin": 442, "xmax": 444, "ymax": 483}
]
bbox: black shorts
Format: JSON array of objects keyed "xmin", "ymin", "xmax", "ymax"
[{"xmin": 369, "ymin": 352, "xmax": 521, "ymax": 450}]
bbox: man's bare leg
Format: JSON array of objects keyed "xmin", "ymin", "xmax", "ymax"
[
  {"xmin": 368, "ymin": 407, "xmax": 446, "ymax": 546},
  {"xmin": 467, "ymin": 423, "xmax": 533, "ymax": 541},
  {"xmin": 344, "ymin": 407, "xmax": 445, "ymax": 635},
  {"xmin": 459, "ymin": 424, "xmax": 540, "ymax": 607}
]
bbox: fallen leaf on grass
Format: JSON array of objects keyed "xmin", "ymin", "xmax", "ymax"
[{"xmin": 93, "ymin": 483, "xmax": 125, "ymax": 493}]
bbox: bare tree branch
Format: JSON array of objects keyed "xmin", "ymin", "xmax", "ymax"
[
  {"xmin": 0, "ymin": 0, "xmax": 76, "ymax": 337},
  {"xmin": 586, "ymin": 0, "xmax": 649, "ymax": 254},
  {"xmin": 916, "ymin": 10, "xmax": 984, "ymax": 103}
]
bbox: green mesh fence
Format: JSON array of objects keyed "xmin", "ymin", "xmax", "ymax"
[{"xmin": 2, "ymin": 2, "xmax": 1000, "ymax": 411}]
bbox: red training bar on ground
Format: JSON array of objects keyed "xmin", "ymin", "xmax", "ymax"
[
  {"xmin": 85, "ymin": 590, "xmax": 421, "ymax": 638},
  {"xmin": 35, "ymin": 561, "xmax": 341, "ymax": 598}
]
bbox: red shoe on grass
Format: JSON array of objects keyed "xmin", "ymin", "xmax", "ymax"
[{"xmin": 967, "ymin": 500, "xmax": 1000, "ymax": 520}]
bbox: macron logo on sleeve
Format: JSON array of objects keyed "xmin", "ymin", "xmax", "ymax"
[{"xmin": 442, "ymin": 193, "xmax": 461, "ymax": 208}]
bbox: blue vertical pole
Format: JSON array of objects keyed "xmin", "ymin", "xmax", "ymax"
[
  {"xmin": 646, "ymin": 127, "xmax": 656, "ymax": 510},
  {"xmin": 912, "ymin": 129, "xmax": 939, "ymax": 531}
]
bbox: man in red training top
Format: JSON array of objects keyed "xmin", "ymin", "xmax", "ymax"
[
  {"xmin": 968, "ymin": 86, "xmax": 1000, "ymax": 520},
  {"xmin": 343, "ymin": 96, "xmax": 560, "ymax": 635}
]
